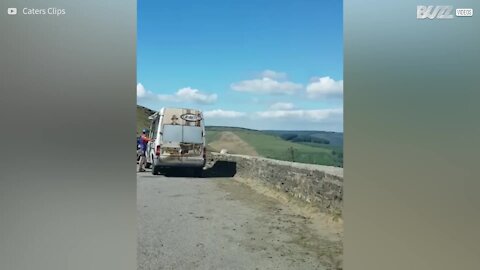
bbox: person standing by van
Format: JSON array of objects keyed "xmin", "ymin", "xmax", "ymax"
[{"xmin": 138, "ymin": 129, "xmax": 151, "ymax": 172}]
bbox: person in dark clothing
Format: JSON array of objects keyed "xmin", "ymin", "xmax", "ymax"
[
  {"xmin": 138, "ymin": 129, "xmax": 151, "ymax": 172},
  {"xmin": 136, "ymin": 135, "xmax": 142, "ymax": 162}
]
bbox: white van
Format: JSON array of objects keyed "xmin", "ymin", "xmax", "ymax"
[{"xmin": 146, "ymin": 107, "xmax": 206, "ymax": 176}]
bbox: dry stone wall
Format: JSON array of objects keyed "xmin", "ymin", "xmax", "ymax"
[{"xmin": 209, "ymin": 153, "xmax": 343, "ymax": 216}]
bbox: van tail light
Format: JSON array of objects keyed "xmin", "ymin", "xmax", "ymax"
[
  {"xmin": 203, "ymin": 147, "xmax": 206, "ymax": 160},
  {"xmin": 156, "ymin": 145, "xmax": 161, "ymax": 156}
]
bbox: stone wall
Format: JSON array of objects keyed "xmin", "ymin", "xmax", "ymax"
[{"xmin": 208, "ymin": 153, "xmax": 343, "ymax": 216}]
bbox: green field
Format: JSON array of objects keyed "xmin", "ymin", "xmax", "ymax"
[
  {"xmin": 205, "ymin": 129, "xmax": 221, "ymax": 144},
  {"xmin": 206, "ymin": 127, "xmax": 343, "ymax": 167}
]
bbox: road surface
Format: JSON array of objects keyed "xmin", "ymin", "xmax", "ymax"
[{"xmin": 137, "ymin": 170, "xmax": 342, "ymax": 270}]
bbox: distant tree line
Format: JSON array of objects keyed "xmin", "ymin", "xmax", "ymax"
[{"xmin": 279, "ymin": 134, "xmax": 330, "ymax": 144}]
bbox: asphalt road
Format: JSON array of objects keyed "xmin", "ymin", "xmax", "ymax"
[{"xmin": 137, "ymin": 170, "xmax": 342, "ymax": 270}]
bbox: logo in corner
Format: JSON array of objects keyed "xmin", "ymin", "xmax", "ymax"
[
  {"xmin": 7, "ymin": 8, "xmax": 17, "ymax": 15},
  {"xmin": 417, "ymin": 5, "xmax": 454, "ymax": 19}
]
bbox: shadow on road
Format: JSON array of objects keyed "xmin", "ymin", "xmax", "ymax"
[
  {"xmin": 161, "ymin": 161, "xmax": 237, "ymax": 178},
  {"xmin": 203, "ymin": 161, "xmax": 237, "ymax": 178}
]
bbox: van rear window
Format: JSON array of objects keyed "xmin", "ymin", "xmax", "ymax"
[
  {"xmin": 162, "ymin": 125, "xmax": 203, "ymax": 144},
  {"xmin": 162, "ymin": 125, "xmax": 182, "ymax": 143},
  {"xmin": 183, "ymin": 126, "xmax": 203, "ymax": 143}
]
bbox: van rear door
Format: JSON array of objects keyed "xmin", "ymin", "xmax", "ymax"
[
  {"xmin": 146, "ymin": 115, "xmax": 159, "ymax": 162},
  {"xmin": 182, "ymin": 126, "xmax": 203, "ymax": 144},
  {"xmin": 161, "ymin": 124, "xmax": 203, "ymax": 156}
]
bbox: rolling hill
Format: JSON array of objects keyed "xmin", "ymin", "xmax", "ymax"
[
  {"xmin": 206, "ymin": 127, "xmax": 343, "ymax": 167},
  {"xmin": 263, "ymin": 130, "xmax": 343, "ymax": 146},
  {"xmin": 137, "ymin": 105, "xmax": 155, "ymax": 134}
]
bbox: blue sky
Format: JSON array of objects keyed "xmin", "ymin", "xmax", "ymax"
[{"xmin": 138, "ymin": 0, "xmax": 343, "ymax": 131}]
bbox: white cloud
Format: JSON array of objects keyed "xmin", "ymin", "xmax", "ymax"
[
  {"xmin": 256, "ymin": 108, "xmax": 343, "ymax": 123},
  {"xmin": 260, "ymin": 69, "xmax": 287, "ymax": 80},
  {"xmin": 137, "ymin": 83, "xmax": 154, "ymax": 99},
  {"xmin": 231, "ymin": 77, "xmax": 302, "ymax": 95},
  {"xmin": 306, "ymin": 76, "xmax": 343, "ymax": 99},
  {"xmin": 202, "ymin": 106, "xmax": 343, "ymax": 131},
  {"xmin": 173, "ymin": 87, "xmax": 218, "ymax": 104},
  {"xmin": 269, "ymin": 102, "xmax": 295, "ymax": 110},
  {"xmin": 137, "ymin": 83, "xmax": 217, "ymax": 104},
  {"xmin": 204, "ymin": 109, "xmax": 246, "ymax": 118}
]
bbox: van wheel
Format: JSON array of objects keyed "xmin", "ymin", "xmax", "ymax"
[{"xmin": 152, "ymin": 166, "xmax": 161, "ymax": 175}]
